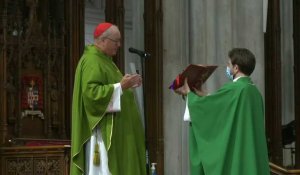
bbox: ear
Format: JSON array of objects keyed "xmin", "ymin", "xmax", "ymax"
[
  {"xmin": 233, "ymin": 64, "xmax": 239, "ymax": 73},
  {"xmin": 95, "ymin": 37, "xmax": 105, "ymax": 47}
]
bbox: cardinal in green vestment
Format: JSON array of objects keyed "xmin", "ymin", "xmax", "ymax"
[
  {"xmin": 70, "ymin": 23, "xmax": 146, "ymax": 175},
  {"xmin": 176, "ymin": 48, "xmax": 270, "ymax": 175}
]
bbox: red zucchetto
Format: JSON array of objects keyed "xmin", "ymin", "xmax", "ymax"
[{"xmin": 93, "ymin": 22, "xmax": 113, "ymax": 38}]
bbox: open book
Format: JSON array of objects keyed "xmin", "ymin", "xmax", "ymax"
[{"xmin": 169, "ymin": 64, "xmax": 218, "ymax": 91}]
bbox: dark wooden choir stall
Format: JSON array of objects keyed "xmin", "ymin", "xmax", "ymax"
[{"xmin": 0, "ymin": 0, "xmax": 74, "ymax": 174}]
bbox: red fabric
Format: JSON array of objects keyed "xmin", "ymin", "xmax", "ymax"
[{"xmin": 94, "ymin": 22, "xmax": 113, "ymax": 38}]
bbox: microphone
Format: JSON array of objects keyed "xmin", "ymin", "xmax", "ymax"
[{"xmin": 128, "ymin": 47, "xmax": 151, "ymax": 58}]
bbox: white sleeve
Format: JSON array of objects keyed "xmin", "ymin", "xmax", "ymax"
[
  {"xmin": 183, "ymin": 96, "xmax": 191, "ymax": 122},
  {"xmin": 106, "ymin": 83, "xmax": 123, "ymax": 112}
]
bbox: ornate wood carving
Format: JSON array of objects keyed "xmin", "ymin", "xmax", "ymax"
[
  {"xmin": 0, "ymin": 0, "xmax": 8, "ymax": 145},
  {"xmin": 0, "ymin": 145, "xmax": 70, "ymax": 175},
  {"xmin": 0, "ymin": 0, "xmax": 82, "ymax": 173},
  {"xmin": 0, "ymin": 0, "xmax": 68, "ymax": 143}
]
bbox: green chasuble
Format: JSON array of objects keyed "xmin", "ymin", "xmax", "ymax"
[
  {"xmin": 187, "ymin": 77, "xmax": 269, "ymax": 175},
  {"xmin": 71, "ymin": 45, "xmax": 146, "ymax": 175}
]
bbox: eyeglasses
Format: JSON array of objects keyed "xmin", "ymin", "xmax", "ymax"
[{"xmin": 105, "ymin": 37, "xmax": 121, "ymax": 44}]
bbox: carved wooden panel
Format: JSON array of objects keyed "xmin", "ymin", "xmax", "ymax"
[
  {"xmin": 0, "ymin": 0, "xmax": 67, "ymax": 143},
  {"xmin": 0, "ymin": 145, "xmax": 70, "ymax": 175},
  {"xmin": 0, "ymin": 0, "xmax": 83, "ymax": 174}
]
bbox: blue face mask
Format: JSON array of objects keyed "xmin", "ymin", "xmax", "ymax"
[{"xmin": 226, "ymin": 66, "xmax": 233, "ymax": 80}]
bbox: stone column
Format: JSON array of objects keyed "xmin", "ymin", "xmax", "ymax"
[{"xmin": 163, "ymin": 0, "xmax": 190, "ymax": 174}]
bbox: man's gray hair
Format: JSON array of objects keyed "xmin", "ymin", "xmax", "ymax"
[{"xmin": 98, "ymin": 25, "xmax": 117, "ymax": 40}]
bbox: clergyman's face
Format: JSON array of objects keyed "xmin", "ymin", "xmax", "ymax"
[
  {"xmin": 102, "ymin": 26, "xmax": 121, "ymax": 57},
  {"xmin": 227, "ymin": 59, "xmax": 234, "ymax": 74},
  {"xmin": 227, "ymin": 59, "xmax": 239, "ymax": 76}
]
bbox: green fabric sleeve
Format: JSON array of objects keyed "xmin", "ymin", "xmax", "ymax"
[{"xmin": 81, "ymin": 60, "xmax": 114, "ymax": 130}]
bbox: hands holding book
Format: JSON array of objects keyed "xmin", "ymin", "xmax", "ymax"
[
  {"xmin": 169, "ymin": 64, "xmax": 217, "ymax": 97},
  {"xmin": 175, "ymin": 78, "xmax": 208, "ymax": 96},
  {"xmin": 174, "ymin": 78, "xmax": 190, "ymax": 95}
]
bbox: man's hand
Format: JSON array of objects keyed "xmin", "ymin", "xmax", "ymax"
[
  {"xmin": 120, "ymin": 74, "xmax": 142, "ymax": 90},
  {"xmin": 174, "ymin": 78, "xmax": 190, "ymax": 95},
  {"xmin": 174, "ymin": 78, "xmax": 207, "ymax": 96}
]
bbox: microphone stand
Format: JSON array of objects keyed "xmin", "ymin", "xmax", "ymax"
[{"xmin": 139, "ymin": 53, "xmax": 150, "ymax": 175}]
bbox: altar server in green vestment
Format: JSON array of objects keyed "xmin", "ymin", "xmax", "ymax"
[
  {"xmin": 175, "ymin": 48, "xmax": 270, "ymax": 175},
  {"xmin": 70, "ymin": 22, "xmax": 146, "ymax": 175}
]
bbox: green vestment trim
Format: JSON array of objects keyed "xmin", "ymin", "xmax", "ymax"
[
  {"xmin": 71, "ymin": 45, "xmax": 146, "ymax": 175},
  {"xmin": 188, "ymin": 77, "xmax": 270, "ymax": 175}
]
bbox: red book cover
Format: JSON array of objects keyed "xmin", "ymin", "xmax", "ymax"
[{"xmin": 169, "ymin": 64, "xmax": 218, "ymax": 90}]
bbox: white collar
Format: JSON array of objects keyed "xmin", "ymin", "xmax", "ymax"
[{"xmin": 233, "ymin": 76, "xmax": 247, "ymax": 82}]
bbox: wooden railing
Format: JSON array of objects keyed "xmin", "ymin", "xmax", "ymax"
[
  {"xmin": 0, "ymin": 138, "xmax": 71, "ymax": 175},
  {"xmin": 0, "ymin": 145, "xmax": 71, "ymax": 175},
  {"xmin": 270, "ymin": 162, "xmax": 300, "ymax": 175}
]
